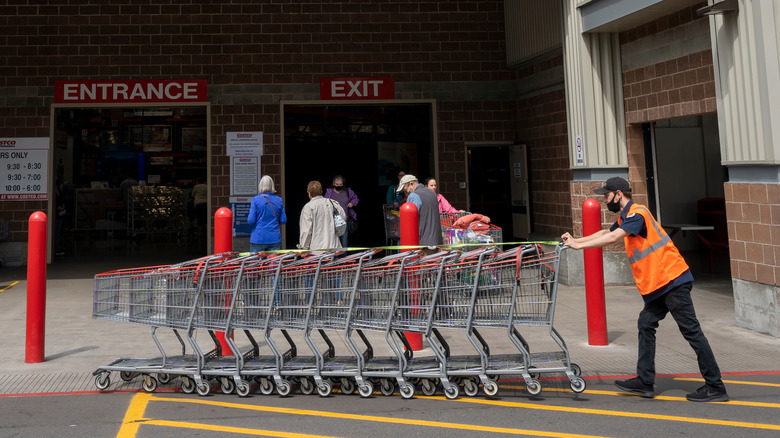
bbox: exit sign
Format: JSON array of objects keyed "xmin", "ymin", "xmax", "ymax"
[{"xmin": 320, "ymin": 77, "xmax": 395, "ymax": 100}]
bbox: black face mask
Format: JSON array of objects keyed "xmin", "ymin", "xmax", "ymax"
[
  {"xmin": 606, "ymin": 194, "xmax": 621, "ymax": 213},
  {"xmin": 334, "ymin": 186, "xmax": 343, "ymax": 192}
]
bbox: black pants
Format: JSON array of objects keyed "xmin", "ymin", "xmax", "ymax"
[{"xmin": 636, "ymin": 282, "xmax": 725, "ymax": 390}]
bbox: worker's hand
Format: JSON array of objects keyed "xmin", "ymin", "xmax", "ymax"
[{"xmin": 561, "ymin": 232, "xmax": 579, "ymax": 249}]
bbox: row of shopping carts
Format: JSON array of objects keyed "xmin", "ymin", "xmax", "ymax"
[{"xmin": 92, "ymin": 243, "xmax": 584, "ymax": 399}]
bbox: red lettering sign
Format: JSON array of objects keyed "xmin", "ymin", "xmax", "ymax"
[
  {"xmin": 54, "ymin": 80, "xmax": 208, "ymax": 104},
  {"xmin": 320, "ymin": 77, "xmax": 395, "ymax": 100}
]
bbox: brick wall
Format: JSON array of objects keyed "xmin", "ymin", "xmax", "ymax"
[
  {"xmin": 0, "ymin": 0, "xmax": 515, "ymax": 245},
  {"xmin": 725, "ymin": 183, "xmax": 780, "ymax": 287}
]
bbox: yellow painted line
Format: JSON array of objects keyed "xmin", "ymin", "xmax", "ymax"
[
  {"xmin": 141, "ymin": 419, "xmax": 338, "ymax": 437},
  {"xmin": 675, "ymin": 377, "xmax": 780, "ymax": 388},
  {"xmin": 149, "ymin": 395, "xmax": 609, "ymax": 438},
  {"xmin": 0, "ymin": 281, "xmax": 19, "ymax": 293},
  {"xmin": 116, "ymin": 393, "xmax": 152, "ymax": 438},
  {"xmin": 444, "ymin": 395, "xmax": 780, "ymax": 431},
  {"xmin": 503, "ymin": 385, "xmax": 780, "ymax": 408}
]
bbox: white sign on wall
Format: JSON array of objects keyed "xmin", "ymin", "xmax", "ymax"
[
  {"xmin": 0, "ymin": 137, "xmax": 49, "ymax": 200},
  {"xmin": 230, "ymin": 156, "xmax": 260, "ymax": 196},
  {"xmin": 226, "ymin": 131, "xmax": 263, "ymax": 156},
  {"xmin": 575, "ymin": 135, "xmax": 584, "ymax": 166}
]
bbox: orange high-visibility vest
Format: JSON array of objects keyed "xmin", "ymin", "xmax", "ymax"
[{"xmin": 619, "ymin": 203, "xmax": 689, "ymax": 296}]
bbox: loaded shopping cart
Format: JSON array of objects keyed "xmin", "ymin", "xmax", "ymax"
[
  {"xmin": 382, "ymin": 204, "xmax": 401, "ymax": 246},
  {"xmin": 440, "ymin": 212, "xmax": 502, "ymax": 246}
]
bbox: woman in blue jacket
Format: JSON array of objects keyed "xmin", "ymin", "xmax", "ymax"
[{"xmin": 247, "ymin": 175, "xmax": 287, "ymax": 252}]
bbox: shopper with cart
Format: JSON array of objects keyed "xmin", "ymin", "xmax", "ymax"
[
  {"xmin": 397, "ymin": 174, "xmax": 442, "ymax": 254},
  {"xmin": 561, "ymin": 176, "xmax": 728, "ymax": 402},
  {"xmin": 247, "ymin": 175, "xmax": 287, "ymax": 252},
  {"xmin": 424, "ymin": 177, "xmax": 464, "ymax": 214}
]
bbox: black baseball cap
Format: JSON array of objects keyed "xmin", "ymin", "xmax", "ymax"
[{"xmin": 593, "ymin": 177, "xmax": 630, "ymax": 195}]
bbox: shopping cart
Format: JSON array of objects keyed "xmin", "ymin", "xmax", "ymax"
[
  {"xmin": 91, "ymin": 253, "xmax": 233, "ymax": 393},
  {"xmin": 228, "ymin": 251, "xmax": 301, "ymax": 396},
  {"xmin": 302, "ymin": 249, "xmax": 382, "ymax": 396},
  {"xmin": 344, "ymin": 250, "xmax": 426, "ymax": 398},
  {"xmin": 264, "ymin": 251, "xmax": 338, "ymax": 396},
  {"xmin": 440, "ymin": 212, "xmax": 502, "ymax": 247},
  {"xmin": 189, "ymin": 252, "xmax": 276, "ymax": 397},
  {"xmin": 382, "ymin": 204, "xmax": 400, "ymax": 246},
  {"xmin": 460, "ymin": 244, "xmax": 585, "ymax": 396}
]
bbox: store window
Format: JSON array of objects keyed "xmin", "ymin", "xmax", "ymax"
[{"xmin": 53, "ymin": 106, "xmax": 208, "ymax": 261}]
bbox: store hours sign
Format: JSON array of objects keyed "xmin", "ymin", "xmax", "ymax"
[{"xmin": 0, "ymin": 138, "xmax": 49, "ymax": 200}]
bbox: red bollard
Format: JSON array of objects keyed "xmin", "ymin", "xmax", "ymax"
[
  {"xmin": 399, "ymin": 202, "xmax": 423, "ymax": 351},
  {"xmin": 582, "ymin": 199, "xmax": 608, "ymax": 345},
  {"xmin": 26, "ymin": 211, "xmax": 47, "ymax": 363},
  {"xmin": 213, "ymin": 207, "xmax": 235, "ymax": 355}
]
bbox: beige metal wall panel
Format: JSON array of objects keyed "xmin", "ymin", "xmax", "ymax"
[
  {"xmin": 710, "ymin": 0, "xmax": 780, "ymax": 165},
  {"xmin": 562, "ymin": 0, "xmax": 627, "ymax": 169},
  {"xmin": 504, "ymin": 0, "xmax": 563, "ymax": 66}
]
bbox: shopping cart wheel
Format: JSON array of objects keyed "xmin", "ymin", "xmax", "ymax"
[
  {"xmin": 196, "ymin": 382, "xmax": 211, "ymax": 396},
  {"xmin": 483, "ymin": 379, "xmax": 499, "ymax": 397},
  {"xmin": 120, "ymin": 371, "xmax": 136, "ymax": 382},
  {"xmin": 142, "ymin": 375, "xmax": 158, "ymax": 393},
  {"xmin": 570, "ymin": 377, "xmax": 586, "ymax": 393},
  {"xmin": 358, "ymin": 381, "xmax": 374, "ymax": 398},
  {"xmin": 157, "ymin": 373, "xmax": 172, "ymax": 384},
  {"xmin": 399, "ymin": 383, "xmax": 415, "ymax": 399},
  {"xmin": 444, "ymin": 384, "xmax": 459, "ymax": 400},
  {"xmin": 181, "ymin": 377, "xmax": 195, "ymax": 394},
  {"xmin": 220, "ymin": 377, "xmax": 236, "ymax": 395},
  {"xmin": 258, "ymin": 377, "xmax": 274, "ymax": 395},
  {"xmin": 528, "ymin": 367, "xmax": 541, "ymax": 380},
  {"xmin": 340, "ymin": 378, "xmax": 356, "ymax": 395},
  {"xmin": 276, "ymin": 379, "xmax": 292, "ymax": 397},
  {"xmin": 300, "ymin": 377, "xmax": 316, "ymax": 395},
  {"xmin": 463, "ymin": 379, "xmax": 479, "ymax": 397},
  {"xmin": 379, "ymin": 379, "xmax": 395, "ymax": 396},
  {"xmin": 236, "ymin": 380, "xmax": 251, "ymax": 397},
  {"xmin": 570, "ymin": 363, "xmax": 582, "ymax": 377},
  {"xmin": 95, "ymin": 373, "xmax": 110, "ymax": 390},
  {"xmin": 317, "ymin": 380, "xmax": 332, "ymax": 397},
  {"xmin": 525, "ymin": 379, "xmax": 542, "ymax": 396},
  {"xmin": 420, "ymin": 379, "xmax": 437, "ymax": 396}
]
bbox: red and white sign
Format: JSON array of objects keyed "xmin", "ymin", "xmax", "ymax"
[
  {"xmin": 54, "ymin": 80, "xmax": 208, "ymax": 104},
  {"xmin": 320, "ymin": 77, "xmax": 395, "ymax": 100}
]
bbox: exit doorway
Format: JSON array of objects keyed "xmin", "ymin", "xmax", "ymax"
[{"xmin": 281, "ymin": 101, "xmax": 437, "ymax": 249}]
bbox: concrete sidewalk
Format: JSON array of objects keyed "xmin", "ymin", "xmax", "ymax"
[{"xmin": 1, "ymin": 260, "xmax": 778, "ymax": 395}]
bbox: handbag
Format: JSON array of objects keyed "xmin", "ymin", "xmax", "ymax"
[
  {"xmin": 330, "ymin": 200, "xmax": 347, "ymax": 237},
  {"xmin": 348, "ymin": 217, "xmax": 358, "ymax": 234}
]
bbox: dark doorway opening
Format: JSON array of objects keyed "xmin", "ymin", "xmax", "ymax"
[
  {"xmin": 466, "ymin": 145, "xmax": 515, "ymax": 240},
  {"xmin": 283, "ymin": 103, "xmax": 434, "ymax": 248}
]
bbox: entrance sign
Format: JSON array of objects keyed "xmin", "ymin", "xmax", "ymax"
[
  {"xmin": 0, "ymin": 138, "xmax": 49, "ymax": 200},
  {"xmin": 320, "ymin": 77, "xmax": 395, "ymax": 100},
  {"xmin": 54, "ymin": 80, "xmax": 208, "ymax": 104}
]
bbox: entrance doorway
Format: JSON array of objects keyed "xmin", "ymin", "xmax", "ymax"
[
  {"xmin": 648, "ymin": 114, "xmax": 729, "ymax": 273},
  {"xmin": 52, "ymin": 106, "xmax": 209, "ymax": 263},
  {"xmin": 282, "ymin": 102, "xmax": 436, "ymax": 249}
]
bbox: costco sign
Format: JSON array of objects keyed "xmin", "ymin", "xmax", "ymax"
[
  {"xmin": 54, "ymin": 80, "xmax": 208, "ymax": 104},
  {"xmin": 320, "ymin": 77, "xmax": 394, "ymax": 100}
]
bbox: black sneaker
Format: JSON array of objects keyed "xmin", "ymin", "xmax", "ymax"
[
  {"xmin": 686, "ymin": 385, "xmax": 729, "ymax": 402},
  {"xmin": 615, "ymin": 377, "xmax": 654, "ymax": 398}
]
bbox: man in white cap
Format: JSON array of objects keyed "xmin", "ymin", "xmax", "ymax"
[{"xmin": 397, "ymin": 174, "xmax": 442, "ymax": 253}]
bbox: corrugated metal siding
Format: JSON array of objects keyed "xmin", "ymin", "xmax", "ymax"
[
  {"xmin": 504, "ymin": 0, "xmax": 563, "ymax": 66},
  {"xmin": 711, "ymin": 0, "xmax": 780, "ymax": 165}
]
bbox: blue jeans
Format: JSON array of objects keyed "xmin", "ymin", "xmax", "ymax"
[
  {"xmin": 250, "ymin": 242, "xmax": 281, "ymax": 253},
  {"xmin": 636, "ymin": 282, "xmax": 725, "ymax": 390}
]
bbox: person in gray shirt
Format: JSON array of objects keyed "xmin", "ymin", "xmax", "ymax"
[{"xmin": 397, "ymin": 174, "xmax": 442, "ymax": 254}]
